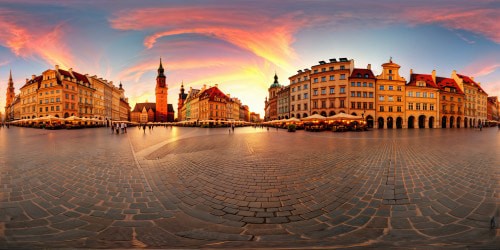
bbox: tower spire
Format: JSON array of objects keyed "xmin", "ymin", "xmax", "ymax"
[
  {"xmin": 273, "ymin": 72, "xmax": 278, "ymax": 84},
  {"xmin": 157, "ymin": 57, "xmax": 165, "ymax": 78}
]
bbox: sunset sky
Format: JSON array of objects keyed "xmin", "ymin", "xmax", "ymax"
[{"xmin": 0, "ymin": 0, "xmax": 499, "ymax": 116}]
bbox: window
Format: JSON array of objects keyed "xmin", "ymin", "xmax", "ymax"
[
  {"xmin": 40, "ymin": 107, "xmax": 42, "ymax": 112},
  {"xmin": 389, "ymin": 76, "xmax": 393, "ymax": 80},
  {"xmin": 379, "ymin": 106, "xmax": 384, "ymax": 112},
  {"xmin": 369, "ymin": 83, "xmax": 373, "ymax": 87},
  {"xmin": 304, "ymin": 93, "xmax": 308, "ymax": 99},
  {"xmin": 351, "ymin": 91, "xmax": 355, "ymax": 97},
  {"xmin": 369, "ymin": 92, "xmax": 373, "ymax": 98},
  {"xmin": 397, "ymin": 96, "xmax": 402, "ymax": 102},
  {"xmin": 442, "ymin": 96, "xmax": 446, "ymax": 100},
  {"xmin": 408, "ymin": 91, "xmax": 413, "ymax": 97},
  {"xmin": 65, "ymin": 103, "xmax": 69, "ymax": 109},
  {"xmin": 357, "ymin": 92, "xmax": 361, "ymax": 97},
  {"xmin": 56, "ymin": 98, "xmax": 60, "ymax": 102},
  {"xmin": 313, "ymin": 101, "xmax": 318, "ymax": 108},
  {"xmin": 291, "ymin": 87, "xmax": 295, "ymax": 92},
  {"xmin": 304, "ymin": 84, "xmax": 308, "ymax": 89},
  {"xmin": 39, "ymin": 100, "xmax": 42, "ymax": 104},
  {"xmin": 330, "ymin": 101, "xmax": 334, "ymax": 108},
  {"xmin": 340, "ymin": 66, "xmax": 345, "ymax": 70},
  {"xmin": 423, "ymin": 103, "xmax": 427, "ymax": 110},
  {"xmin": 321, "ymin": 89, "xmax": 326, "ymax": 95},
  {"xmin": 330, "ymin": 75, "xmax": 335, "ymax": 81},
  {"xmin": 423, "ymin": 92, "xmax": 427, "ymax": 98},
  {"xmin": 314, "ymin": 89, "xmax": 318, "ymax": 96},
  {"xmin": 357, "ymin": 102, "xmax": 362, "ymax": 109},
  {"xmin": 363, "ymin": 92, "xmax": 367, "ymax": 98},
  {"xmin": 408, "ymin": 103, "xmax": 414, "ymax": 110},
  {"xmin": 340, "ymin": 74, "xmax": 346, "ymax": 80},
  {"xmin": 458, "ymin": 97, "xmax": 461, "ymax": 102},
  {"xmin": 304, "ymin": 103, "xmax": 308, "ymax": 110},
  {"xmin": 329, "ymin": 88, "xmax": 334, "ymax": 94},
  {"xmin": 45, "ymin": 107, "xmax": 48, "ymax": 111},
  {"xmin": 321, "ymin": 100, "xmax": 326, "ymax": 108},
  {"xmin": 351, "ymin": 102, "xmax": 356, "ymax": 109},
  {"xmin": 416, "ymin": 92, "xmax": 421, "ymax": 97},
  {"xmin": 313, "ymin": 70, "xmax": 318, "ymax": 73},
  {"xmin": 321, "ymin": 76, "xmax": 326, "ymax": 82},
  {"xmin": 45, "ymin": 99, "xmax": 49, "ymax": 104},
  {"xmin": 389, "ymin": 70, "xmax": 393, "ymax": 74},
  {"xmin": 297, "ymin": 94, "xmax": 301, "ymax": 100},
  {"xmin": 389, "ymin": 106, "xmax": 393, "ymax": 112},
  {"xmin": 416, "ymin": 103, "xmax": 421, "ymax": 110},
  {"xmin": 340, "ymin": 100, "xmax": 345, "ymax": 108},
  {"xmin": 450, "ymin": 96, "xmax": 454, "ymax": 101},
  {"xmin": 369, "ymin": 103, "xmax": 374, "ymax": 109},
  {"xmin": 388, "ymin": 96, "xmax": 393, "ymax": 102},
  {"xmin": 363, "ymin": 102, "xmax": 368, "ymax": 109},
  {"xmin": 339, "ymin": 87, "xmax": 345, "ymax": 94},
  {"xmin": 379, "ymin": 85, "xmax": 384, "ymax": 90},
  {"xmin": 363, "ymin": 82, "xmax": 367, "ymax": 87},
  {"xmin": 322, "ymin": 68, "xmax": 326, "ymax": 72},
  {"xmin": 397, "ymin": 106, "xmax": 402, "ymax": 112},
  {"xmin": 56, "ymin": 90, "xmax": 60, "ymax": 93},
  {"xmin": 291, "ymin": 105, "xmax": 294, "ymax": 111},
  {"xmin": 56, "ymin": 106, "xmax": 60, "ymax": 111},
  {"xmin": 351, "ymin": 82, "xmax": 355, "ymax": 87},
  {"xmin": 397, "ymin": 86, "xmax": 402, "ymax": 91},
  {"xmin": 298, "ymin": 86, "xmax": 301, "ymax": 91},
  {"xmin": 297, "ymin": 104, "xmax": 301, "ymax": 110},
  {"xmin": 314, "ymin": 78, "xmax": 318, "ymax": 83},
  {"xmin": 388, "ymin": 86, "xmax": 394, "ymax": 90},
  {"xmin": 291, "ymin": 95, "xmax": 295, "ymax": 101},
  {"xmin": 357, "ymin": 82, "xmax": 361, "ymax": 87},
  {"xmin": 379, "ymin": 95, "xmax": 384, "ymax": 101}
]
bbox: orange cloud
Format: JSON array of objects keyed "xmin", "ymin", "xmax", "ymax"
[
  {"xmin": 0, "ymin": 9, "xmax": 74, "ymax": 69},
  {"xmin": 110, "ymin": 7, "xmax": 313, "ymax": 71}
]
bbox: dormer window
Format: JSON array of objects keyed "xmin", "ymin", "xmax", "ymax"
[
  {"xmin": 365, "ymin": 74, "xmax": 369, "ymax": 78},
  {"xmin": 357, "ymin": 73, "xmax": 361, "ymax": 78},
  {"xmin": 417, "ymin": 81, "xmax": 426, "ymax": 87}
]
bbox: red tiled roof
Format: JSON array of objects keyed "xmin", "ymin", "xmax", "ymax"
[
  {"xmin": 72, "ymin": 71, "xmax": 90, "ymax": 84},
  {"xmin": 457, "ymin": 74, "xmax": 487, "ymax": 94},
  {"xmin": 20, "ymin": 75, "xmax": 43, "ymax": 89},
  {"xmin": 132, "ymin": 103, "xmax": 156, "ymax": 112},
  {"xmin": 350, "ymin": 68, "xmax": 375, "ymax": 79},
  {"xmin": 407, "ymin": 73, "xmax": 438, "ymax": 88},
  {"xmin": 199, "ymin": 86, "xmax": 229, "ymax": 102},
  {"xmin": 58, "ymin": 69, "xmax": 72, "ymax": 78},
  {"xmin": 436, "ymin": 77, "xmax": 464, "ymax": 95}
]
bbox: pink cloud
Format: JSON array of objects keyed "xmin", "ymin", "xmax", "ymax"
[
  {"xmin": 109, "ymin": 7, "xmax": 316, "ymax": 71},
  {"xmin": 0, "ymin": 9, "xmax": 74, "ymax": 69}
]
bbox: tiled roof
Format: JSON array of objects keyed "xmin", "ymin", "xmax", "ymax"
[
  {"xmin": 132, "ymin": 103, "xmax": 156, "ymax": 112},
  {"xmin": 20, "ymin": 75, "xmax": 43, "ymax": 89},
  {"xmin": 407, "ymin": 73, "xmax": 438, "ymax": 88},
  {"xmin": 350, "ymin": 68, "xmax": 375, "ymax": 79},
  {"xmin": 436, "ymin": 77, "xmax": 464, "ymax": 95},
  {"xmin": 199, "ymin": 86, "xmax": 229, "ymax": 102},
  {"xmin": 58, "ymin": 69, "xmax": 72, "ymax": 79},
  {"xmin": 72, "ymin": 71, "xmax": 90, "ymax": 84},
  {"xmin": 457, "ymin": 74, "xmax": 487, "ymax": 94}
]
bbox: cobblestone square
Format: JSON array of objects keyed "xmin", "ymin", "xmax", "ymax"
[{"xmin": 0, "ymin": 126, "xmax": 499, "ymax": 248}]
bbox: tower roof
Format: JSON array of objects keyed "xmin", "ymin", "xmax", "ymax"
[
  {"xmin": 269, "ymin": 73, "xmax": 281, "ymax": 88},
  {"xmin": 157, "ymin": 58, "xmax": 165, "ymax": 78},
  {"xmin": 8, "ymin": 69, "xmax": 14, "ymax": 88}
]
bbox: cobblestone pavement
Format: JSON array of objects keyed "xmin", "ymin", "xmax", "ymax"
[{"xmin": 0, "ymin": 126, "xmax": 499, "ymax": 249}]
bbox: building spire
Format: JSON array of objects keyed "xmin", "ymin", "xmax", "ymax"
[
  {"xmin": 119, "ymin": 81, "xmax": 123, "ymax": 90},
  {"xmin": 273, "ymin": 72, "xmax": 278, "ymax": 84},
  {"xmin": 157, "ymin": 57, "xmax": 165, "ymax": 78},
  {"xmin": 8, "ymin": 69, "xmax": 13, "ymax": 87}
]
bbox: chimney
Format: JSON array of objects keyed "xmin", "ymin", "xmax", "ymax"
[
  {"xmin": 32, "ymin": 75, "xmax": 36, "ymax": 80},
  {"xmin": 431, "ymin": 69, "xmax": 436, "ymax": 83},
  {"xmin": 367, "ymin": 64, "xmax": 371, "ymax": 70},
  {"xmin": 410, "ymin": 69, "xmax": 413, "ymax": 75},
  {"xmin": 471, "ymin": 76, "xmax": 474, "ymax": 81},
  {"xmin": 68, "ymin": 68, "xmax": 72, "ymax": 73},
  {"xmin": 55, "ymin": 65, "xmax": 59, "ymax": 70},
  {"xmin": 215, "ymin": 83, "xmax": 218, "ymax": 88}
]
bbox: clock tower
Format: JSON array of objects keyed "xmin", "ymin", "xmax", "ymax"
[{"xmin": 155, "ymin": 58, "xmax": 168, "ymax": 122}]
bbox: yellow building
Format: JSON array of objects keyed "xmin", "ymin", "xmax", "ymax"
[
  {"xmin": 289, "ymin": 69, "xmax": 311, "ymax": 119},
  {"xmin": 405, "ymin": 70, "xmax": 440, "ymax": 128},
  {"xmin": 375, "ymin": 59, "xmax": 406, "ymax": 129},
  {"xmin": 20, "ymin": 75, "xmax": 41, "ymax": 119},
  {"xmin": 348, "ymin": 66, "xmax": 376, "ymax": 127},
  {"xmin": 310, "ymin": 58, "xmax": 354, "ymax": 116},
  {"xmin": 198, "ymin": 85, "xmax": 228, "ymax": 121},
  {"xmin": 452, "ymin": 71, "xmax": 488, "ymax": 127}
]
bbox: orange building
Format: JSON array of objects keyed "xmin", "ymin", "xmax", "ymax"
[
  {"xmin": 405, "ymin": 71, "xmax": 440, "ymax": 128},
  {"xmin": 289, "ymin": 69, "xmax": 311, "ymax": 119},
  {"xmin": 348, "ymin": 67, "xmax": 376, "ymax": 127},
  {"xmin": 198, "ymin": 85, "xmax": 229, "ymax": 121},
  {"xmin": 436, "ymin": 76, "xmax": 465, "ymax": 128}
]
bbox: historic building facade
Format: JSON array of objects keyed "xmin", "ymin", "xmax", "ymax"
[
  {"xmin": 487, "ymin": 96, "xmax": 499, "ymax": 122},
  {"xmin": 405, "ymin": 70, "xmax": 439, "ymax": 128},
  {"xmin": 452, "ymin": 71, "xmax": 488, "ymax": 127},
  {"xmin": 264, "ymin": 74, "xmax": 281, "ymax": 121},
  {"xmin": 375, "ymin": 59, "xmax": 407, "ymax": 129},
  {"xmin": 277, "ymin": 85, "xmax": 290, "ymax": 119},
  {"xmin": 289, "ymin": 69, "xmax": 310, "ymax": 119},
  {"xmin": 435, "ymin": 75, "xmax": 465, "ymax": 128},
  {"xmin": 348, "ymin": 67, "xmax": 376, "ymax": 127},
  {"xmin": 7, "ymin": 65, "xmax": 130, "ymax": 123}
]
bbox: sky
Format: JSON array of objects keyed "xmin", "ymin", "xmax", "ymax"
[{"xmin": 0, "ymin": 0, "xmax": 499, "ymax": 117}]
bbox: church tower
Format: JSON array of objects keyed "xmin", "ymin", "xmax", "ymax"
[
  {"xmin": 5, "ymin": 70, "xmax": 15, "ymax": 114},
  {"xmin": 177, "ymin": 82, "xmax": 186, "ymax": 120},
  {"xmin": 155, "ymin": 58, "xmax": 168, "ymax": 122}
]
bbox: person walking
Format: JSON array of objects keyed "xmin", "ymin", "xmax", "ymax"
[
  {"xmin": 111, "ymin": 122, "xmax": 114, "ymax": 134},
  {"xmin": 124, "ymin": 123, "xmax": 127, "ymax": 133},
  {"xmin": 143, "ymin": 123, "xmax": 146, "ymax": 133}
]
